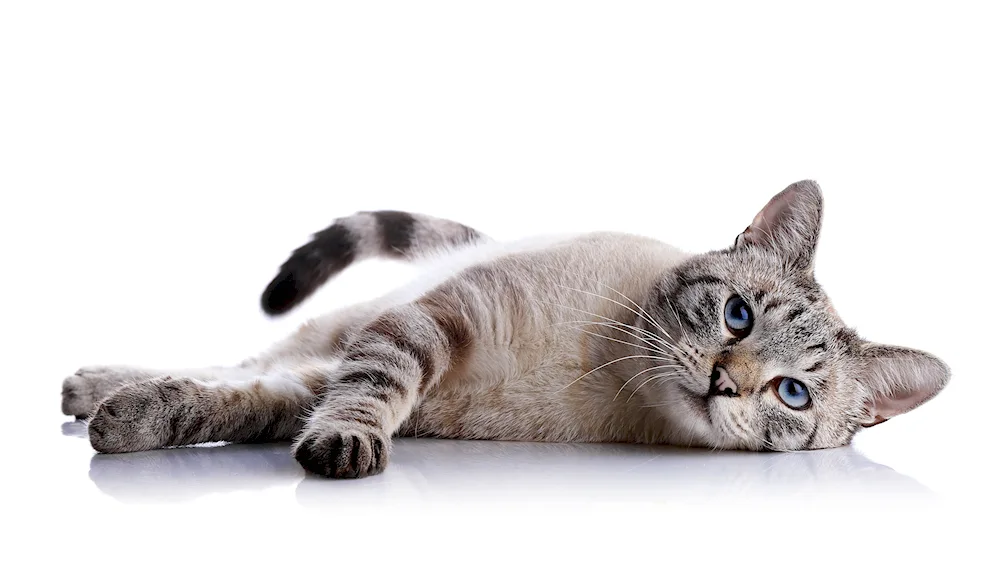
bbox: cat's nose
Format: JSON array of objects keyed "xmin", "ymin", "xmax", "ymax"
[{"xmin": 709, "ymin": 364, "xmax": 739, "ymax": 397}]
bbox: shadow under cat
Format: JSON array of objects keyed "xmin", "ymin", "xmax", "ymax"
[{"xmin": 69, "ymin": 421, "xmax": 935, "ymax": 508}]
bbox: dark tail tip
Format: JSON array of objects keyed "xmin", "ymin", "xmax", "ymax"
[
  {"xmin": 260, "ymin": 253, "xmax": 336, "ymax": 316},
  {"xmin": 260, "ymin": 224, "xmax": 358, "ymax": 316},
  {"xmin": 260, "ymin": 270, "xmax": 304, "ymax": 316}
]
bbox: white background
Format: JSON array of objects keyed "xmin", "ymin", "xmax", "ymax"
[{"xmin": 1, "ymin": 1, "xmax": 996, "ymax": 559}]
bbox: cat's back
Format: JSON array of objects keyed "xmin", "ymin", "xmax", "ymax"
[
  {"xmin": 401, "ymin": 230, "xmax": 689, "ymax": 332},
  {"xmin": 412, "ymin": 230, "xmax": 686, "ymax": 295}
]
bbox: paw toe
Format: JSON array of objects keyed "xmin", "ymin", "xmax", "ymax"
[
  {"xmin": 88, "ymin": 403, "xmax": 162, "ymax": 454},
  {"xmin": 294, "ymin": 431, "xmax": 388, "ymax": 479},
  {"xmin": 87, "ymin": 408, "xmax": 124, "ymax": 453}
]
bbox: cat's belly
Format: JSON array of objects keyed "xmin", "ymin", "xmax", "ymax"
[{"xmin": 398, "ymin": 385, "xmax": 604, "ymax": 442}]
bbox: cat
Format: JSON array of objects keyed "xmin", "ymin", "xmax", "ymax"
[{"xmin": 62, "ymin": 180, "xmax": 951, "ymax": 478}]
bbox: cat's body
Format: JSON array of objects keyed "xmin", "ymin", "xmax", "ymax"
[{"xmin": 63, "ymin": 181, "xmax": 951, "ymax": 478}]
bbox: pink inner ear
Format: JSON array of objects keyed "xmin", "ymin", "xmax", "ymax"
[
  {"xmin": 739, "ymin": 186, "xmax": 803, "ymax": 245},
  {"xmin": 858, "ymin": 343, "xmax": 950, "ymax": 427},
  {"xmin": 860, "ymin": 415, "xmax": 888, "ymax": 428},
  {"xmin": 743, "ymin": 204, "xmax": 778, "ymax": 242},
  {"xmin": 868, "ymin": 388, "xmax": 931, "ymax": 423},
  {"xmin": 754, "ymin": 192, "xmax": 792, "ymax": 229}
]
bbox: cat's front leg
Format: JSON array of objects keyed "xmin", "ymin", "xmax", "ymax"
[{"xmin": 293, "ymin": 300, "xmax": 473, "ymax": 478}]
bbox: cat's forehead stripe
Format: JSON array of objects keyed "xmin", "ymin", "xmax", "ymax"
[
  {"xmin": 804, "ymin": 361, "xmax": 824, "ymax": 372},
  {"xmin": 784, "ymin": 306, "xmax": 806, "ymax": 323}
]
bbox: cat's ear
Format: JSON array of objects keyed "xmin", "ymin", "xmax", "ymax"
[
  {"xmin": 734, "ymin": 180, "xmax": 824, "ymax": 272},
  {"xmin": 855, "ymin": 343, "xmax": 951, "ymax": 427}
]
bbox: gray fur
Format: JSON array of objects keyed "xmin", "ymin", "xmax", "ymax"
[{"xmin": 62, "ymin": 180, "xmax": 951, "ymax": 477}]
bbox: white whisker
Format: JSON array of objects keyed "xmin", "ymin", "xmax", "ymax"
[
  {"xmin": 614, "ymin": 364, "xmax": 685, "ymax": 401},
  {"xmin": 540, "ymin": 300, "xmax": 667, "ymax": 342},
  {"xmin": 540, "ymin": 303, "xmax": 685, "ymax": 356},
  {"xmin": 595, "ymin": 283, "xmax": 678, "ymax": 344},
  {"xmin": 552, "ymin": 283, "xmax": 682, "ymax": 348},
  {"xmin": 568, "ymin": 326, "xmax": 677, "ymax": 357},
  {"xmin": 627, "ymin": 372, "xmax": 684, "ymax": 402},
  {"xmin": 557, "ymin": 354, "xmax": 674, "ymax": 392},
  {"xmin": 553, "ymin": 319, "xmax": 678, "ymax": 356},
  {"xmin": 529, "ymin": 261, "xmax": 693, "ymax": 350}
]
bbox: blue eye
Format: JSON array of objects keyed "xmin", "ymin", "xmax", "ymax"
[
  {"xmin": 724, "ymin": 295, "xmax": 754, "ymax": 338},
  {"xmin": 774, "ymin": 377, "xmax": 811, "ymax": 410}
]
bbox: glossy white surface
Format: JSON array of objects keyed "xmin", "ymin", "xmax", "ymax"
[
  {"xmin": 27, "ymin": 410, "xmax": 992, "ymax": 558},
  {"xmin": 61, "ymin": 425, "xmax": 934, "ymax": 507},
  {"xmin": 4, "ymin": 1, "xmax": 997, "ymax": 560}
]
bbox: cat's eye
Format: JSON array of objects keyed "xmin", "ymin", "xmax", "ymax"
[
  {"xmin": 772, "ymin": 377, "xmax": 811, "ymax": 410},
  {"xmin": 723, "ymin": 295, "xmax": 754, "ymax": 339}
]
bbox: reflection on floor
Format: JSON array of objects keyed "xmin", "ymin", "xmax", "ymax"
[{"xmin": 65, "ymin": 421, "xmax": 933, "ymax": 508}]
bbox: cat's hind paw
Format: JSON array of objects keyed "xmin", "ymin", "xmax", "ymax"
[{"xmin": 88, "ymin": 377, "xmax": 192, "ymax": 454}]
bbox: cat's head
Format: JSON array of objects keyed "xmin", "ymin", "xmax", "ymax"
[{"xmin": 646, "ymin": 181, "xmax": 950, "ymax": 451}]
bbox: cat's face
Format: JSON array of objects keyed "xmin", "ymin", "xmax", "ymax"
[{"xmin": 644, "ymin": 181, "xmax": 950, "ymax": 451}]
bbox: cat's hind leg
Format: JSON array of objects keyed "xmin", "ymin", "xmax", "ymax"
[
  {"xmin": 61, "ymin": 365, "xmax": 259, "ymax": 419},
  {"xmin": 87, "ymin": 360, "xmax": 328, "ymax": 454},
  {"xmin": 62, "ymin": 299, "xmax": 383, "ymax": 419}
]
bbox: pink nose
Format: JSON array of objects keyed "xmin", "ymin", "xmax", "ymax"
[{"xmin": 709, "ymin": 365, "xmax": 739, "ymax": 397}]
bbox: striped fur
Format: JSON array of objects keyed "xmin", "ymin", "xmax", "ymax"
[
  {"xmin": 260, "ymin": 210, "xmax": 485, "ymax": 315},
  {"xmin": 63, "ymin": 180, "xmax": 951, "ymax": 478}
]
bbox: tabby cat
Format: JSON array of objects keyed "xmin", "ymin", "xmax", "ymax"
[{"xmin": 62, "ymin": 181, "xmax": 950, "ymax": 478}]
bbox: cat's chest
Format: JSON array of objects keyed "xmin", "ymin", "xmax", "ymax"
[{"xmin": 414, "ymin": 306, "xmax": 658, "ymax": 442}]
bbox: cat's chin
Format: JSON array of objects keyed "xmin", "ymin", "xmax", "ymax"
[{"xmin": 658, "ymin": 380, "xmax": 712, "ymax": 421}]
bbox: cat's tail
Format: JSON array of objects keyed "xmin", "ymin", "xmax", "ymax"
[{"xmin": 260, "ymin": 211, "xmax": 487, "ymax": 316}]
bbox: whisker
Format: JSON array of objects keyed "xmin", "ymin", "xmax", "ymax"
[
  {"xmin": 593, "ymin": 283, "xmax": 678, "ymax": 345},
  {"xmin": 552, "ymin": 283, "xmax": 687, "ymax": 350},
  {"xmin": 568, "ymin": 326, "xmax": 678, "ymax": 358},
  {"xmin": 527, "ymin": 261, "xmax": 692, "ymax": 350},
  {"xmin": 557, "ymin": 354, "xmax": 675, "ymax": 392},
  {"xmin": 540, "ymin": 300, "xmax": 672, "ymax": 344},
  {"xmin": 657, "ymin": 295, "xmax": 695, "ymax": 347},
  {"xmin": 614, "ymin": 364, "xmax": 685, "ymax": 401},
  {"xmin": 553, "ymin": 320, "xmax": 677, "ymax": 356},
  {"xmin": 626, "ymin": 371, "xmax": 684, "ymax": 402},
  {"xmin": 540, "ymin": 303, "xmax": 685, "ymax": 356}
]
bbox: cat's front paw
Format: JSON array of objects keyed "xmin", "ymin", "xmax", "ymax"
[
  {"xmin": 293, "ymin": 427, "xmax": 389, "ymax": 479},
  {"xmin": 88, "ymin": 377, "xmax": 191, "ymax": 454}
]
